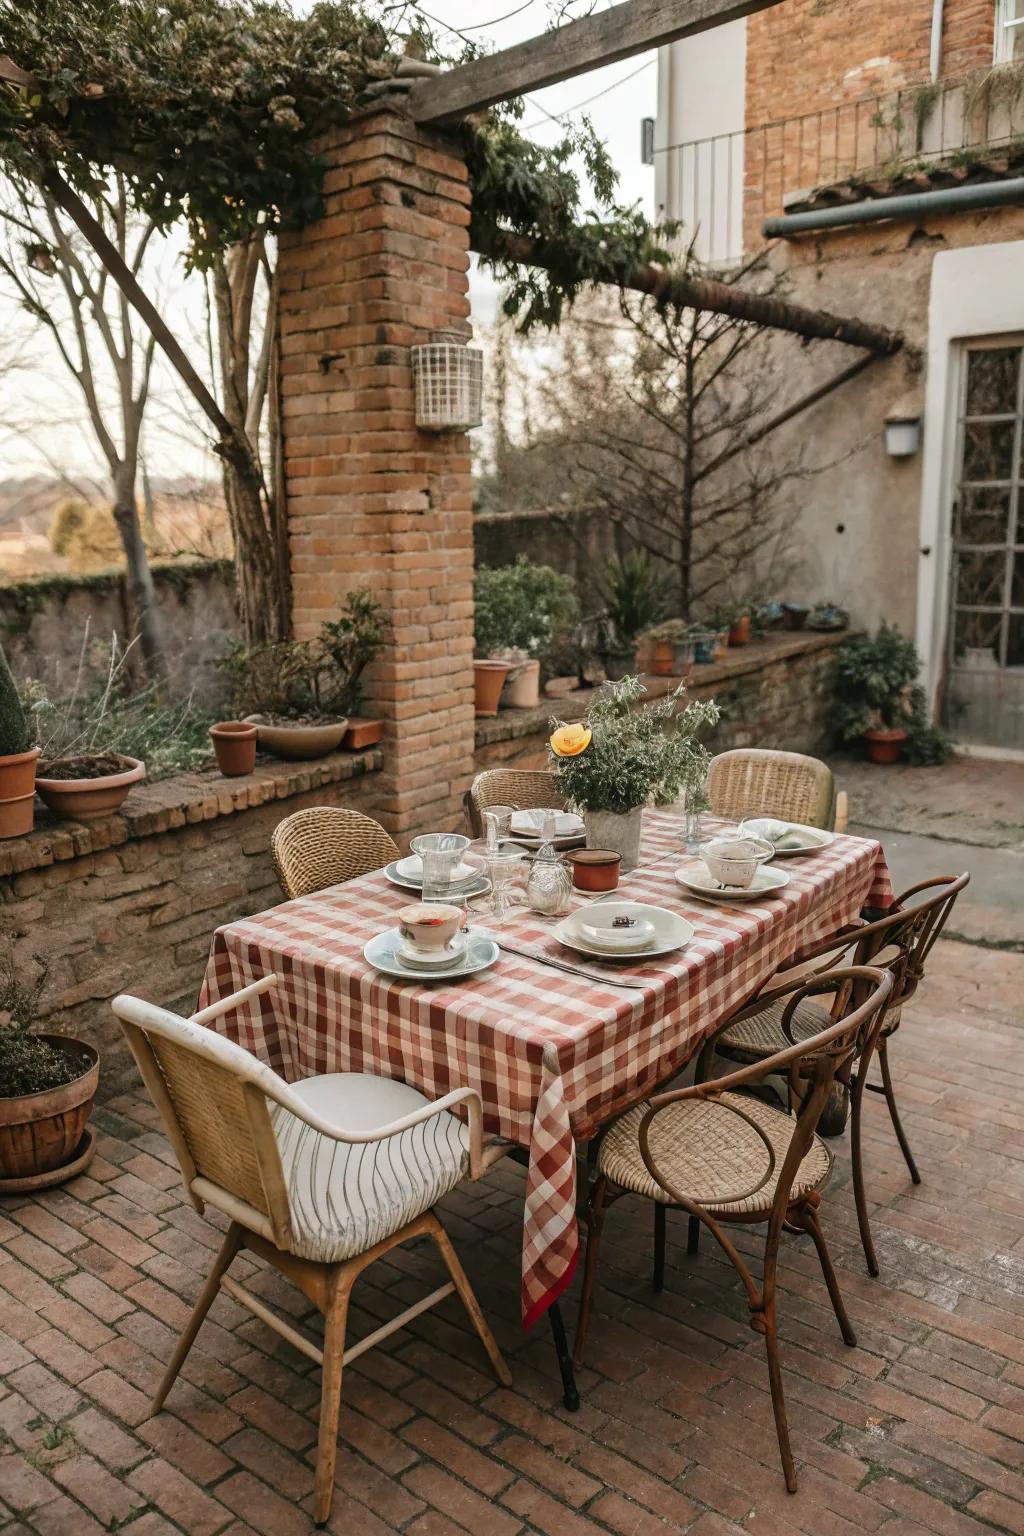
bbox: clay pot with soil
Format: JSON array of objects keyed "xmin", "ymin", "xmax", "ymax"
[{"xmin": 35, "ymin": 754, "xmax": 145, "ymax": 821}]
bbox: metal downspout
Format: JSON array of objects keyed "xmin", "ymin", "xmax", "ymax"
[
  {"xmin": 763, "ymin": 176, "xmax": 1024, "ymax": 237},
  {"xmin": 930, "ymin": 0, "xmax": 944, "ymax": 81}
]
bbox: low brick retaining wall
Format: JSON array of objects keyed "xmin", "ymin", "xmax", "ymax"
[
  {"xmin": 3, "ymin": 749, "xmax": 381, "ymax": 1068},
  {"xmin": 476, "ymin": 629, "xmax": 849, "ymax": 770}
]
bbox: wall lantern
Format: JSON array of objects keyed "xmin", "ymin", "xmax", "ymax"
[
  {"xmin": 411, "ymin": 330, "xmax": 483, "ymax": 432},
  {"xmin": 884, "ymin": 392, "xmax": 923, "ymax": 458}
]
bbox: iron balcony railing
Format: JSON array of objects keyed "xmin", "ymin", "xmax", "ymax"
[{"xmin": 657, "ymin": 66, "xmax": 1024, "ymax": 266}]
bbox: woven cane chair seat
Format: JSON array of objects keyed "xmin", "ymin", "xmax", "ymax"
[
  {"xmin": 599, "ymin": 1093, "xmax": 833, "ymax": 1216},
  {"xmin": 718, "ymin": 996, "xmax": 833, "ymax": 1058},
  {"xmin": 707, "ymin": 749, "xmax": 836, "ymax": 830},
  {"xmin": 272, "ymin": 808, "xmax": 398, "ymax": 900}
]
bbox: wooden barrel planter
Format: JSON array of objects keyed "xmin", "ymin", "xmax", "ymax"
[{"xmin": 0, "ymin": 1037, "xmax": 99, "ymax": 1185}]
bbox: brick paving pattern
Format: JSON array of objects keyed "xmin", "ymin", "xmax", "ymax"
[{"xmin": 2, "ymin": 937, "xmax": 1023, "ymax": 1535}]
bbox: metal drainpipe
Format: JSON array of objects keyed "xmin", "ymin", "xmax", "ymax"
[
  {"xmin": 930, "ymin": 0, "xmax": 944, "ymax": 81},
  {"xmin": 763, "ymin": 176, "xmax": 1024, "ymax": 237}
]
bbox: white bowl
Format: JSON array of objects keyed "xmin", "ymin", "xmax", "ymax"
[{"xmin": 578, "ymin": 913, "xmax": 657, "ymax": 951}]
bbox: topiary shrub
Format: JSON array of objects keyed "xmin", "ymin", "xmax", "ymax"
[{"xmin": 0, "ymin": 644, "xmax": 31, "ymax": 758}]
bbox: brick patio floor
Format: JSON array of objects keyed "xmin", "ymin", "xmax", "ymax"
[{"xmin": 2, "ymin": 938, "xmax": 1024, "ymax": 1536}]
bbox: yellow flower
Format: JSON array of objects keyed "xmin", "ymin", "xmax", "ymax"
[{"xmin": 550, "ymin": 724, "xmax": 592, "ymax": 757}]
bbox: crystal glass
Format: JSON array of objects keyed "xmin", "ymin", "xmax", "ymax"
[
  {"xmin": 525, "ymin": 811, "xmax": 573, "ymax": 916},
  {"xmin": 683, "ymin": 779, "xmax": 708, "ymax": 854},
  {"xmin": 411, "ymin": 832, "xmax": 471, "ymax": 903},
  {"xmin": 479, "ymin": 845, "xmax": 527, "ymax": 922},
  {"xmin": 482, "ymin": 805, "xmax": 515, "ymax": 849}
]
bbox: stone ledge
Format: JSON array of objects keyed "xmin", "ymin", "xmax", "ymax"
[
  {"xmin": 1, "ymin": 747, "xmax": 383, "ymax": 879},
  {"xmin": 474, "ymin": 629, "xmax": 851, "ymax": 748}
]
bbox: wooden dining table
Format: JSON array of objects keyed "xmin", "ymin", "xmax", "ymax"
[{"xmin": 198, "ymin": 809, "xmax": 893, "ymax": 1405}]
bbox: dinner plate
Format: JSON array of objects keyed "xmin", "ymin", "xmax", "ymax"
[
  {"xmin": 384, "ymin": 861, "xmax": 491, "ymax": 898},
  {"xmin": 554, "ymin": 901, "xmax": 693, "ymax": 960},
  {"xmin": 675, "ymin": 863, "xmax": 791, "ymax": 902},
  {"xmin": 510, "ymin": 809, "xmax": 585, "ymax": 840},
  {"xmin": 396, "ymin": 854, "xmax": 477, "ymax": 883},
  {"xmin": 738, "ymin": 818, "xmax": 834, "ymax": 855},
  {"xmin": 364, "ymin": 928, "xmax": 499, "ymax": 981}
]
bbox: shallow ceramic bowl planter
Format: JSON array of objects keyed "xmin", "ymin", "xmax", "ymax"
[
  {"xmin": 0, "ymin": 745, "xmax": 40, "ymax": 838},
  {"xmin": 863, "ymin": 727, "xmax": 907, "ymax": 765},
  {"xmin": 0, "ymin": 1037, "xmax": 99, "ymax": 1184},
  {"xmin": 36, "ymin": 754, "xmax": 145, "ymax": 821},
  {"xmin": 583, "ymin": 807, "xmax": 643, "ymax": 871},
  {"xmin": 502, "ymin": 659, "xmax": 541, "ymax": 710},
  {"xmin": 248, "ymin": 719, "xmax": 348, "ymax": 760},
  {"xmin": 210, "ymin": 721, "xmax": 258, "ymax": 777},
  {"xmin": 474, "ymin": 660, "xmax": 513, "ymax": 716}
]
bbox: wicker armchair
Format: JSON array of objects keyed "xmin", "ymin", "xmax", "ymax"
[
  {"xmin": 706, "ymin": 748, "xmax": 848, "ymax": 832},
  {"xmin": 714, "ymin": 871, "xmax": 969, "ymax": 1275},
  {"xmin": 271, "ymin": 807, "xmax": 398, "ymax": 899},
  {"xmin": 574, "ymin": 965, "xmax": 892, "ymax": 1495},
  {"xmin": 112, "ymin": 976, "xmax": 511, "ymax": 1525},
  {"xmin": 465, "ymin": 768, "xmax": 566, "ymax": 837}
]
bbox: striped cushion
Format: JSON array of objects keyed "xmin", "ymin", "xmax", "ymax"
[{"xmin": 273, "ymin": 1073, "xmax": 470, "ymax": 1263}]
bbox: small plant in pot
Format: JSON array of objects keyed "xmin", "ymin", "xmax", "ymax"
[
  {"xmin": 597, "ymin": 552, "xmax": 672, "ymax": 681},
  {"xmin": 0, "ymin": 940, "xmax": 99, "ymax": 1189},
  {"xmin": 835, "ymin": 624, "xmax": 952, "ymax": 766},
  {"xmin": 33, "ymin": 635, "xmax": 149, "ymax": 821},
  {"xmin": 641, "ymin": 619, "xmax": 694, "ymax": 678},
  {"xmin": 221, "ymin": 590, "xmax": 385, "ymax": 758},
  {"xmin": 0, "ymin": 643, "xmax": 38, "ymax": 839},
  {"xmin": 549, "ymin": 675, "xmax": 719, "ymax": 870},
  {"xmin": 474, "ymin": 559, "xmax": 579, "ymax": 712}
]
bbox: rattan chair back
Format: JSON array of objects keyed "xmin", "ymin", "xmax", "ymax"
[
  {"xmin": 707, "ymin": 748, "xmax": 837, "ymax": 829},
  {"xmin": 271, "ymin": 807, "xmax": 398, "ymax": 899},
  {"xmin": 466, "ymin": 768, "xmax": 566, "ymax": 837}
]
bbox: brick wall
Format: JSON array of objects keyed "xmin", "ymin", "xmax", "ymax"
[{"xmin": 277, "ymin": 105, "xmax": 476, "ymax": 843}]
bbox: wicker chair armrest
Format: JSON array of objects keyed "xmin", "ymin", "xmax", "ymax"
[{"xmin": 638, "ymin": 1092, "xmax": 777, "ymax": 1209}]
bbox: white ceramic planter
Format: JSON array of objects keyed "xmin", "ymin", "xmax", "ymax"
[
  {"xmin": 583, "ymin": 807, "xmax": 643, "ymax": 871},
  {"xmin": 502, "ymin": 659, "xmax": 541, "ymax": 709}
]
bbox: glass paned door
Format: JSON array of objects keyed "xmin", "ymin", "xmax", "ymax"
[
  {"xmin": 996, "ymin": 0, "xmax": 1024, "ymax": 63},
  {"xmin": 943, "ymin": 340, "xmax": 1024, "ymax": 748}
]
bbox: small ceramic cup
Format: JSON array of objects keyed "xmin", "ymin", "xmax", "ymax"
[
  {"xmin": 701, "ymin": 837, "xmax": 764, "ymax": 890},
  {"xmin": 397, "ymin": 902, "xmax": 462, "ymax": 954}
]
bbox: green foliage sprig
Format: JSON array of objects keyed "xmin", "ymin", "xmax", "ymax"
[
  {"xmin": 834, "ymin": 624, "xmax": 951, "ymax": 766},
  {"xmin": 474, "ymin": 557, "xmax": 578, "ymax": 660},
  {"xmin": 550, "ymin": 675, "xmax": 719, "ymax": 815},
  {"xmin": 0, "ymin": 643, "xmax": 32, "ymax": 757},
  {"xmin": 598, "ymin": 552, "xmax": 672, "ymax": 650},
  {"xmin": 221, "ymin": 588, "xmax": 385, "ymax": 720},
  {"xmin": 0, "ymin": 936, "xmax": 85, "ymax": 1097}
]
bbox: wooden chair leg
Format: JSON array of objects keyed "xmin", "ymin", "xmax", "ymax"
[
  {"xmin": 760, "ymin": 1229, "xmax": 797, "ymax": 1494},
  {"xmin": 428, "ymin": 1215, "xmax": 512, "ymax": 1387},
  {"xmin": 687, "ymin": 1214, "xmax": 701, "ymax": 1256},
  {"xmin": 573, "ymin": 1173, "xmax": 608, "ymax": 1367},
  {"xmin": 313, "ymin": 1271, "xmax": 354, "ymax": 1526},
  {"xmin": 653, "ymin": 1203, "xmax": 666, "ymax": 1292},
  {"xmin": 879, "ymin": 1037, "xmax": 921, "ymax": 1185},
  {"xmin": 850, "ymin": 1061, "xmax": 880, "ymax": 1277},
  {"xmin": 153, "ymin": 1223, "xmax": 242, "ymax": 1413},
  {"xmin": 797, "ymin": 1202, "xmax": 856, "ymax": 1347}
]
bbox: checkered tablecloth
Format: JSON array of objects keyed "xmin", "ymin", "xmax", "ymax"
[{"xmin": 198, "ymin": 811, "xmax": 893, "ymax": 1326}]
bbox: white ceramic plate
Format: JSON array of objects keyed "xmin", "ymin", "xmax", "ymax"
[
  {"xmin": 384, "ymin": 861, "xmax": 491, "ymax": 898},
  {"xmin": 396, "ymin": 854, "xmax": 477, "ymax": 883},
  {"xmin": 364, "ymin": 928, "xmax": 499, "ymax": 981},
  {"xmin": 738, "ymin": 819, "xmax": 834, "ymax": 855},
  {"xmin": 554, "ymin": 901, "xmax": 693, "ymax": 960},
  {"xmin": 510, "ymin": 808, "xmax": 585, "ymax": 840},
  {"xmin": 675, "ymin": 864, "xmax": 791, "ymax": 902}
]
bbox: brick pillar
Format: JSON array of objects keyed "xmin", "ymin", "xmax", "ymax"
[{"xmin": 277, "ymin": 106, "xmax": 476, "ymax": 843}]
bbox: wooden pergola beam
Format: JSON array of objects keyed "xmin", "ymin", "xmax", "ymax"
[
  {"xmin": 476, "ymin": 229, "xmax": 905, "ymax": 354},
  {"xmin": 407, "ymin": 0, "xmax": 783, "ymax": 124}
]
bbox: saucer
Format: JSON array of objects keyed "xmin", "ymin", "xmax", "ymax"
[
  {"xmin": 364, "ymin": 929, "xmax": 499, "ymax": 982},
  {"xmin": 396, "ymin": 854, "xmax": 476, "ymax": 884},
  {"xmin": 675, "ymin": 864, "xmax": 791, "ymax": 902},
  {"xmin": 398, "ymin": 935, "xmax": 468, "ymax": 969},
  {"xmin": 384, "ymin": 861, "xmax": 491, "ymax": 899}
]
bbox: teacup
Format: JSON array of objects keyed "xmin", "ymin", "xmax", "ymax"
[
  {"xmin": 701, "ymin": 837, "xmax": 764, "ymax": 890},
  {"xmin": 397, "ymin": 902, "xmax": 462, "ymax": 955}
]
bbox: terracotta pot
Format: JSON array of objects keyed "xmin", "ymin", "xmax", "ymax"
[
  {"xmin": 712, "ymin": 629, "xmax": 730, "ymax": 660},
  {"xmin": 863, "ymin": 727, "xmax": 908, "ymax": 765},
  {"xmin": 343, "ymin": 717, "xmax": 384, "ymax": 749},
  {"xmin": 36, "ymin": 755, "xmax": 144, "ymax": 821},
  {"xmin": 650, "ymin": 642, "xmax": 676, "ymax": 676},
  {"xmin": 782, "ymin": 603, "xmax": 809, "ymax": 631},
  {"xmin": 252, "ymin": 720, "xmax": 347, "ymax": 760},
  {"xmin": 565, "ymin": 848, "xmax": 621, "ymax": 893},
  {"xmin": 0, "ymin": 1036, "xmax": 99, "ymax": 1180},
  {"xmin": 474, "ymin": 660, "xmax": 513, "ymax": 716},
  {"xmin": 729, "ymin": 614, "xmax": 751, "ymax": 646},
  {"xmin": 502, "ymin": 659, "xmax": 541, "ymax": 709},
  {"xmin": 0, "ymin": 746, "xmax": 40, "ymax": 839},
  {"xmin": 210, "ymin": 721, "xmax": 257, "ymax": 777}
]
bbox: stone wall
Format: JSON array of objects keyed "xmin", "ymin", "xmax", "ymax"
[
  {"xmin": 474, "ymin": 507, "xmax": 642, "ymax": 618},
  {"xmin": 0, "ymin": 558, "xmax": 237, "ymax": 703}
]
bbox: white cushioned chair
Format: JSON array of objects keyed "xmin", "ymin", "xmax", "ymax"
[{"xmin": 112, "ymin": 976, "xmax": 510, "ymax": 1525}]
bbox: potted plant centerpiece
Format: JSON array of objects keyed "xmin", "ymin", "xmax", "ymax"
[
  {"xmin": 597, "ymin": 553, "xmax": 672, "ymax": 680},
  {"xmin": 0, "ymin": 644, "xmax": 38, "ymax": 838},
  {"xmin": 0, "ymin": 939, "xmax": 98, "ymax": 1189},
  {"xmin": 641, "ymin": 619, "xmax": 694, "ymax": 677},
  {"xmin": 222, "ymin": 590, "xmax": 385, "ymax": 759},
  {"xmin": 474, "ymin": 559, "xmax": 578, "ymax": 712},
  {"xmin": 549, "ymin": 676, "xmax": 719, "ymax": 869},
  {"xmin": 835, "ymin": 624, "xmax": 951, "ymax": 766}
]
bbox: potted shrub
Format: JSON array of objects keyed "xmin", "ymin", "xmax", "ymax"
[
  {"xmin": 597, "ymin": 553, "xmax": 672, "ymax": 681},
  {"xmin": 222, "ymin": 590, "xmax": 384, "ymax": 758},
  {"xmin": 641, "ymin": 619, "xmax": 694, "ymax": 677},
  {"xmin": 549, "ymin": 676, "xmax": 719, "ymax": 870},
  {"xmin": 835, "ymin": 624, "xmax": 952, "ymax": 766},
  {"xmin": 808, "ymin": 600, "xmax": 849, "ymax": 632},
  {"xmin": 756, "ymin": 599, "xmax": 785, "ymax": 631},
  {"xmin": 474, "ymin": 559, "xmax": 579, "ymax": 712},
  {"xmin": 0, "ymin": 644, "xmax": 38, "ymax": 839},
  {"xmin": 0, "ymin": 940, "xmax": 98, "ymax": 1189}
]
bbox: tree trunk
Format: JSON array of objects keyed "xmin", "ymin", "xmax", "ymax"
[
  {"xmin": 221, "ymin": 447, "xmax": 291, "ymax": 644},
  {"xmin": 112, "ymin": 461, "xmax": 165, "ymax": 679}
]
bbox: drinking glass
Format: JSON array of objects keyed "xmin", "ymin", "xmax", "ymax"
[
  {"xmin": 411, "ymin": 833, "xmax": 471, "ymax": 903},
  {"xmin": 482, "ymin": 805, "xmax": 515, "ymax": 849}
]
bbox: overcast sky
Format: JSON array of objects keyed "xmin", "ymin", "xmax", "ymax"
[{"xmin": 0, "ymin": 0, "xmax": 656, "ymax": 485}]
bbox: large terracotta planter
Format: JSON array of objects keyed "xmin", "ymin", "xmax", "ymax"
[
  {"xmin": 250, "ymin": 719, "xmax": 348, "ymax": 760},
  {"xmin": 502, "ymin": 659, "xmax": 541, "ymax": 709},
  {"xmin": 36, "ymin": 754, "xmax": 144, "ymax": 821},
  {"xmin": 863, "ymin": 727, "xmax": 907, "ymax": 765},
  {"xmin": 474, "ymin": 660, "xmax": 513, "ymax": 716},
  {"xmin": 0, "ymin": 745, "xmax": 40, "ymax": 839},
  {"xmin": 210, "ymin": 721, "xmax": 257, "ymax": 777},
  {"xmin": 583, "ymin": 806, "xmax": 644, "ymax": 871},
  {"xmin": 0, "ymin": 1037, "xmax": 99, "ymax": 1181}
]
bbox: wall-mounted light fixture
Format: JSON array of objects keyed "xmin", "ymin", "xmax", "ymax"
[
  {"xmin": 884, "ymin": 393, "xmax": 923, "ymax": 458},
  {"xmin": 411, "ymin": 330, "xmax": 483, "ymax": 432}
]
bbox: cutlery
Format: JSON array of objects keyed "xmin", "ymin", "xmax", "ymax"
[{"xmin": 490, "ymin": 939, "xmax": 652, "ymax": 990}]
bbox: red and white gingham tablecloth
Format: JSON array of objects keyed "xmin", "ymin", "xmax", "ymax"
[{"xmin": 197, "ymin": 811, "xmax": 893, "ymax": 1326}]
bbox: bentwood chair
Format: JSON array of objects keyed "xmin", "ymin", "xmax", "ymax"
[
  {"xmin": 112, "ymin": 976, "xmax": 511, "ymax": 1525},
  {"xmin": 707, "ymin": 748, "xmax": 848, "ymax": 833},
  {"xmin": 714, "ymin": 872, "xmax": 969, "ymax": 1275},
  {"xmin": 271, "ymin": 807, "xmax": 398, "ymax": 899},
  {"xmin": 465, "ymin": 768, "xmax": 566, "ymax": 837},
  {"xmin": 574, "ymin": 965, "xmax": 892, "ymax": 1494}
]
